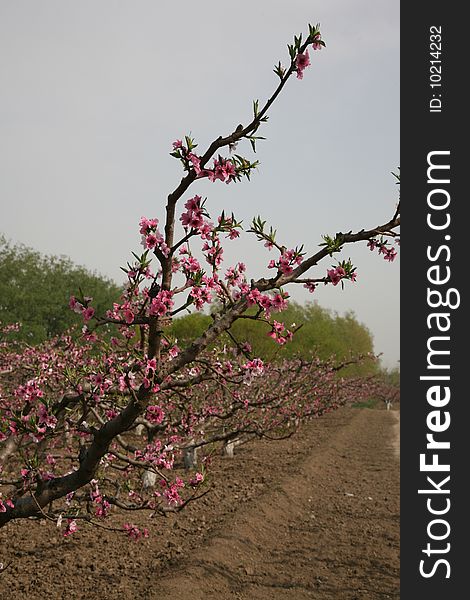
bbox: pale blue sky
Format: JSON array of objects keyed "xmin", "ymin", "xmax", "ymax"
[{"xmin": 0, "ymin": 0, "xmax": 399, "ymax": 366}]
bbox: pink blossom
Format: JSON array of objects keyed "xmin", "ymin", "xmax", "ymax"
[
  {"xmin": 247, "ymin": 288, "xmax": 262, "ymax": 306},
  {"xmin": 190, "ymin": 286, "xmax": 212, "ymax": 310},
  {"xmin": 295, "ymin": 50, "xmax": 311, "ymax": 79},
  {"xmin": 189, "ymin": 472, "xmax": 204, "ymax": 487},
  {"xmin": 37, "ymin": 404, "xmax": 58, "ymax": 429},
  {"xmin": 180, "ymin": 210, "xmax": 203, "ymax": 230},
  {"xmin": 123, "ymin": 309, "xmax": 135, "ymax": 324},
  {"xmin": 69, "ymin": 296, "xmax": 83, "ymax": 314},
  {"xmin": 198, "ymin": 220, "xmax": 214, "ymax": 239},
  {"xmin": 146, "ymin": 405, "xmax": 165, "ymax": 424},
  {"xmin": 258, "ymin": 294, "xmax": 273, "ymax": 312},
  {"xmin": 384, "ymin": 247, "xmax": 397, "ymax": 262},
  {"xmin": 243, "ymin": 358, "xmax": 264, "ymax": 376},
  {"xmin": 188, "ymin": 153, "xmax": 202, "ymax": 175},
  {"xmin": 83, "ymin": 307, "xmax": 95, "ymax": 322},
  {"xmin": 146, "ymin": 358, "xmax": 157, "ymax": 373},
  {"xmin": 139, "ymin": 216, "xmax": 159, "ymax": 235},
  {"xmin": 304, "ymin": 282, "xmax": 316, "ymax": 293},
  {"xmin": 181, "ymin": 255, "xmax": 201, "ymax": 273},
  {"xmin": 95, "ymin": 499, "xmax": 110, "ymax": 518},
  {"xmin": 63, "ymin": 519, "xmax": 78, "ymax": 537},
  {"xmin": 164, "ymin": 483, "xmax": 183, "ymax": 506},
  {"xmin": 185, "ymin": 195, "xmax": 202, "ymax": 212},
  {"xmin": 118, "ymin": 371, "xmax": 135, "ymax": 392},
  {"xmin": 90, "ymin": 373, "xmax": 104, "ymax": 387},
  {"xmin": 271, "ymin": 292, "xmax": 289, "ymax": 312},
  {"xmin": 144, "ymin": 233, "xmax": 158, "ymax": 250},
  {"xmin": 148, "ymin": 290, "xmax": 174, "ymax": 317},
  {"xmin": 123, "ymin": 523, "xmax": 149, "ymax": 540},
  {"xmin": 327, "ymin": 267, "xmax": 345, "ymax": 286},
  {"xmin": 168, "ymin": 345, "xmax": 180, "ymax": 359},
  {"xmin": 312, "ymin": 33, "xmax": 323, "ymax": 51}
]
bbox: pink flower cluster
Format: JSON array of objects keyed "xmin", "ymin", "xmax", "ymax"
[
  {"xmin": 180, "ymin": 254, "xmax": 201, "ymax": 275},
  {"xmin": 208, "ymin": 156, "xmax": 237, "ymax": 183},
  {"xmin": 327, "ymin": 266, "xmax": 347, "ymax": 286},
  {"xmin": 90, "ymin": 479, "xmax": 110, "ymax": 517},
  {"xmin": 139, "ymin": 216, "xmax": 170, "ymax": 257},
  {"xmin": 243, "ymin": 358, "xmax": 265, "ymax": 377},
  {"xmin": 11, "ymin": 380, "xmax": 58, "ymax": 442},
  {"xmin": 123, "ymin": 523, "xmax": 149, "ymax": 541},
  {"xmin": 295, "ymin": 50, "xmax": 311, "ymax": 79},
  {"xmin": 180, "ymin": 195, "xmax": 205, "ymax": 230},
  {"xmin": 63, "ymin": 518, "xmax": 78, "ymax": 537},
  {"xmin": 37, "ymin": 403, "xmax": 58, "ymax": 430},
  {"xmin": 135, "ymin": 440, "xmax": 174, "ymax": 471},
  {"xmin": 295, "ymin": 32, "xmax": 322, "ymax": 79},
  {"xmin": 190, "ymin": 284, "xmax": 213, "ymax": 310},
  {"xmin": 172, "ymin": 139, "xmax": 238, "ymax": 184},
  {"xmin": 220, "ymin": 215, "xmax": 240, "ymax": 240},
  {"xmin": 368, "ymin": 239, "xmax": 398, "ymax": 262},
  {"xmin": 0, "ymin": 322, "xmax": 21, "ymax": 335},
  {"xmin": 311, "ymin": 33, "xmax": 323, "ymax": 51},
  {"xmin": 189, "ymin": 152, "xmax": 236, "ymax": 184},
  {"xmin": 162, "ymin": 476, "xmax": 185, "ymax": 506},
  {"xmin": 267, "ymin": 248, "xmax": 303, "ymax": 276},
  {"xmin": 148, "ymin": 290, "xmax": 174, "ymax": 317},
  {"xmin": 146, "ymin": 405, "xmax": 165, "ymax": 424},
  {"xmin": 14, "ymin": 379, "xmax": 44, "ymax": 404},
  {"xmin": 241, "ymin": 287, "xmax": 289, "ymax": 319},
  {"xmin": 267, "ymin": 320, "xmax": 293, "ymax": 345},
  {"xmin": 0, "ymin": 495, "xmax": 14, "ymax": 513},
  {"xmin": 225, "ymin": 262, "xmax": 246, "ymax": 287},
  {"xmin": 189, "ymin": 472, "xmax": 204, "ymax": 487},
  {"xmin": 202, "ymin": 238, "xmax": 224, "ymax": 270},
  {"xmin": 303, "ymin": 282, "xmax": 316, "ymax": 294},
  {"xmin": 89, "ymin": 373, "xmax": 112, "ymax": 402},
  {"xmin": 69, "ymin": 296, "xmax": 95, "ymax": 322}
]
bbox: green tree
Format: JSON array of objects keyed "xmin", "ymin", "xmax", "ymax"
[
  {"xmin": 169, "ymin": 302, "xmax": 377, "ymax": 375},
  {"xmin": 0, "ymin": 236, "xmax": 122, "ymax": 344}
]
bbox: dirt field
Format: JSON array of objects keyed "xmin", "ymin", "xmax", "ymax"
[{"xmin": 0, "ymin": 407, "xmax": 400, "ymax": 599}]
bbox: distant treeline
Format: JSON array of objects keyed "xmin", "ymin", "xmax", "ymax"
[
  {"xmin": 0, "ymin": 236, "xmax": 121, "ymax": 344},
  {"xmin": 1, "ymin": 237, "xmax": 386, "ymax": 377},
  {"xmin": 170, "ymin": 304, "xmax": 378, "ymax": 377}
]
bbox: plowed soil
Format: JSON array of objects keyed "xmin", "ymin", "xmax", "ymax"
[{"xmin": 0, "ymin": 407, "xmax": 400, "ymax": 599}]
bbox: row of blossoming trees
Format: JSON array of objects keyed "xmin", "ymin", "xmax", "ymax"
[{"xmin": 0, "ymin": 25, "xmax": 399, "ymax": 539}]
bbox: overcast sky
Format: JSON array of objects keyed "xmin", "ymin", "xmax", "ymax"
[{"xmin": 0, "ymin": 0, "xmax": 399, "ymax": 367}]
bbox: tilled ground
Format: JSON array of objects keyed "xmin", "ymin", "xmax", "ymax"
[{"xmin": 0, "ymin": 407, "xmax": 399, "ymax": 599}]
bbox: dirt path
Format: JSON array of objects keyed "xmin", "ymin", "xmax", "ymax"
[
  {"xmin": 156, "ymin": 408, "xmax": 400, "ymax": 600},
  {"xmin": 0, "ymin": 408, "xmax": 400, "ymax": 599}
]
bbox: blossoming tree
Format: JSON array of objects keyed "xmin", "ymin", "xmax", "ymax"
[{"xmin": 0, "ymin": 24, "xmax": 399, "ymax": 537}]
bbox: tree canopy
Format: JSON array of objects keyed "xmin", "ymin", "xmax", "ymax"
[
  {"xmin": 170, "ymin": 302, "xmax": 377, "ymax": 376},
  {"xmin": 0, "ymin": 236, "xmax": 122, "ymax": 344}
]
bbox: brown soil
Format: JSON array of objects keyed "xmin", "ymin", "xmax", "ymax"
[{"xmin": 0, "ymin": 407, "xmax": 399, "ymax": 599}]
